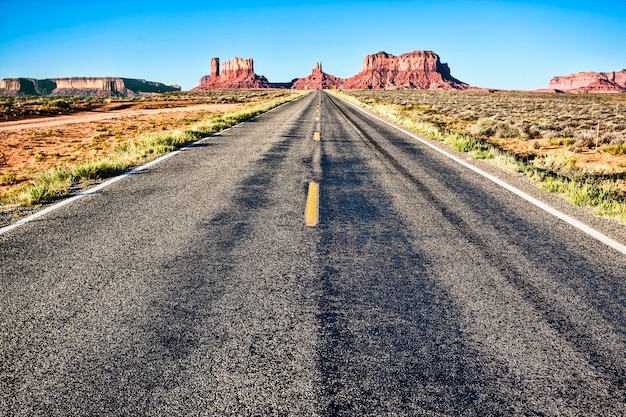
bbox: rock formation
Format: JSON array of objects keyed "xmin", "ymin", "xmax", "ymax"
[
  {"xmin": 548, "ymin": 70, "xmax": 626, "ymax": 93},
  {"xmin": 210, "ymin": 58, "xmax": 220, "ymax": 78},
  {"xmin": 292, "ymin": 62, "xmax": 344, "ymax": 90},
  {"xmin": 343, "ymin": 50, "xmax": 470, "ymax": 90},
  {"xmin": 0, "ymin": 78, "xmax": 56, "ymax": 96},
  {"xmin": 192, "ymin": 50, "xmax": 473, "ymax": 90},
  {"xmin": 0, "ymin": 77, "xmax": 180, "ymax": 97},
  {"xmin": 193, "ymin": 57, "xmax": 272, "ymax": 89}
]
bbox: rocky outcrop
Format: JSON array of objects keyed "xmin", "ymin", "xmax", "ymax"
[
  {"xmin": 549, "ymin": 70, "xmax": 626, "ymax": 93},
  {"xmin": 0, "ymin": 78, "xmax": 56, "ymax": 96},
  {"xmin": 193, "ymin": 57, "xmax": 272, "ymax": 89},
  {"xmin": 210, "ymin": 58, "xmax": 220, "ymax": 78},
  {"xmin": 292, "ymin": 62, "xmax": 344, "ymax": 90},
  {"xmin": 0, "ymin": 77, "xmax": 181, "ymax": 97},
  {"xmin": 343, "ymin": 50, "xmax": 470, "ymax": 90},
  {"xmin": 192, "ymin": 50, "xmax": 472, "ymax": 90}
]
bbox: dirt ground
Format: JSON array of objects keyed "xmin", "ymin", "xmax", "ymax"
[{"xmin": 0, "ymin": 101, "xmax": 247, "ymax": 196}]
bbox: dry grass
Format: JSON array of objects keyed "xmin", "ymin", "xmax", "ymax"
[
  {"xmin": 338, "ymin": 90, "xmax": 626, "ymax": 223},
  {"xmin": 0, "ymin": 90, "xmax": 304, "ymax": 210}
]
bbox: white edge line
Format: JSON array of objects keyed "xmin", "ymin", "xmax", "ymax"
[
  {"xmin": 340, "ymin": 96, "xmax": 626, "ymax": 257},
  {"xmin": 0, "ymin": 96, "xmax": 305, "ymax": 237}
]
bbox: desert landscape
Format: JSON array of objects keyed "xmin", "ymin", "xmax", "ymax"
[
  {"xmin": 0, "ymin": 90, "xmax": 303, "ymax": 225},
  {"xmin": 336, "ymin": 89, "xmax": 626, "ymax": 222},
  {"xmin": 4, "ymin": 1, "xmax": 626, "ymax": 413},
  {"xmin": 1, "ymin": 49, "xmax": 625, "ymax": 224}
]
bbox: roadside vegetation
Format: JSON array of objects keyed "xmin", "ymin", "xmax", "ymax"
[
  {"xmin": 335, "ymin": 90, "xmax": 626, "ymax": 224},
  {"xmin": 0, "ymin": 90, "xmax": 306, "ymax": 213}
]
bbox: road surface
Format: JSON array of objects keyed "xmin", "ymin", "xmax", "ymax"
[{"xmin": 2, "ymin": 91, "xmax": 626, "ymax": 416}]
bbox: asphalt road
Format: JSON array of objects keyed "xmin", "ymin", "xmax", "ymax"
[{"xmin": 2, "ymin": 91, "xmax": 626, "ymax": 416}]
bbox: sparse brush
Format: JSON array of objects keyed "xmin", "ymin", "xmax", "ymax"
[
  {"xmin": 334, "ymin": 89, "xmax": 626, "ymax": 224},
  {"xmin": 4, "ymin": 91, "xmax": 306, "ymax": 207}
]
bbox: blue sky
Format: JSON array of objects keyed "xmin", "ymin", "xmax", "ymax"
[{"xmin": 0, "ymin": 0, "xmax": 624, "ymax": 90}]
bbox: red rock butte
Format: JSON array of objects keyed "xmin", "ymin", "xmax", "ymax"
[
  {"xmin": 292, "ymin": 62, "xmax": 345, "ymax": 90},
  {"xmin": 193, "ymin": 50, "xmax": 475, "ymax": 90},
  {"xmin": 549, "ymin": 70, "xmax": 626, "ymax": 93},
  {"xmin": 343, "ymin": 50, "xmax": 471, "ymax": 90},
  {"xmin": 193, "ymin": 57, "xmax": 272, "ymax": 89}
]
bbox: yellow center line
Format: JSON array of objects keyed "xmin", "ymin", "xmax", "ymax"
[
  {"xmin": 314, "ymin": 131, "xmax": 320, "ymax": 141},
  {"xmin": 305, "ymin": 182, "xmax": 319, "ymax": 227}
]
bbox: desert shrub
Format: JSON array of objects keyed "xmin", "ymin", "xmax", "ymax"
[
  {"xmin": 494, "ymin": 121, "xmax": 521, "ymax": 139},
  {"xmin": 574, "ymin": 129, "xmax": 597, "ymax": 141},
  {"xmin": 547, "ymin": 137, "xmax": 576, "ymax": 146},
  {"xmin": 517, "ymin": 121, "xmax": 540, "ymax": 139},
  {"xmin": 469, "ymin": 118, "xmax": 497, "ymax": 137},
  {"xmin": 575, "ymin": 136, "xmax": 595, "ymax": 148},
  {"xmin": 0, "ymin": 172, "xmax": 17, "ymax": 186},
  {"xmin": 49, "ymin": 99, "xmax": 70, "ymax": 110},
  {"xmin": 535, "ymin": 152, "xmax": 581, "ymax": 179},
  {"xmin": 601, "ymin": 131, "xmax": 626, "ymax": 145},
  {"xmin": 540, "ymin": 129, "xmax": 562, "ymax": 139},
  {"xmin": 602, "ymin": 143, "xmax": 626, "ymax": 155}
]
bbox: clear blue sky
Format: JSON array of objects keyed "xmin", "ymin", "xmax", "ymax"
[{"xmin": 0, "ymin": 0, "xmax": 624, "ymax": 90}]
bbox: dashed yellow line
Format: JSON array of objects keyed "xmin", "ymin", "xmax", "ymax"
[
  {"xmin": 314, "ymin": 131, "xmax": 320, "ymax": 141},
  {"xmin": 305, "ymin": 182, "xmax": 319, "ymax": 227}
]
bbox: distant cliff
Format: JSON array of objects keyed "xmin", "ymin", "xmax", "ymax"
[
  {"xmin": 0, "ymin": 77, "xmax": 181, "ymax": 97},
  {"xmin": 549, "ymin": 70, "xmax": 626, "ymax": 93}
]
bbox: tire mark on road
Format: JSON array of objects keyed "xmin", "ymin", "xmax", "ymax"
[{"xmin": 328, "ymin": 93, "xmax": 626, "ymax": 407}]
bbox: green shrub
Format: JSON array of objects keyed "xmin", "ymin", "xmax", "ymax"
[
  {"xmin": 602, "ymin": 143, "xmax": 626, "ymax": 155},
  {"xmin": 49, "ymin": 99, "xmax": 70, "ymax": 110},
  {"xmin": 0, "ymin": 172, "xmax": 17, "ymax": 186}
]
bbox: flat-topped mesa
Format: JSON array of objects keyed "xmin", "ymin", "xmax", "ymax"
[
  {"xmin": 193, "ymin": 56, "xmax": 271, "ymax": 89},
  {"xmin": 549, "ymin": 70, "xmax": 626, "ymax": 93},
  {"xmin": 292, "ymin": 62, "xmax": 344, "ymax": 90},
  {"xmin": 0, "ymin": 78, "xmax": 56, "ymax": 96},
  {"xmin": 344, "ymin": 50, "xmax": 471, "ymax": 90},
  {"xmin": 53, "ymin": 77, "xmax": 127, "ymax": 93},
  {"xmin": 0, "ymin": 77, "xmax": 180, "ymax": 97}
]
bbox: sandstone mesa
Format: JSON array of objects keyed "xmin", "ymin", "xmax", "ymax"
[
  {"xmin": 548, "ymin": 70, "xmax": 626, "ymax": 93},
  {"xmin": 192, "ymin": 57, "xmax": 273, "ymax": 90},
  {"xmin": 0, "ymin": 77, "xmax": 181, "ymax": 97},
  {"xmin": 343, "ymin": 50, "xmax": 471, "ymax": 90},
  {"xmin": 194, "ymin": 50, "xmax": 473, "ymax": 91}
]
